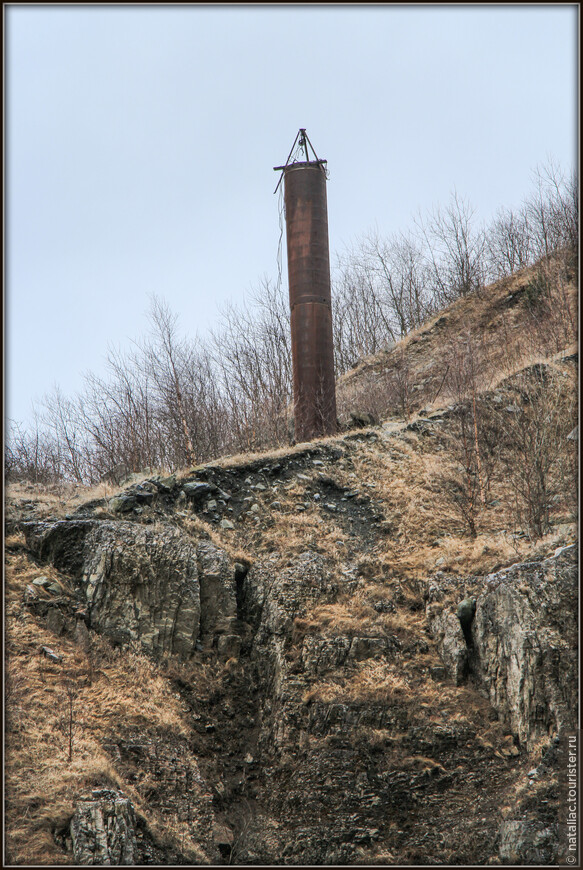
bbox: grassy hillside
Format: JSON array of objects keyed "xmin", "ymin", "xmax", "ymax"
[
  {"xmin": 337, "ymin": 248, "xmax": 577, "ymax": 423},
  {"xmin": 4, "ymin": 251, "xmax": 577, "ymax": 864}
]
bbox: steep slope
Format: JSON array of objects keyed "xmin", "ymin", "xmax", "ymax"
[
  {"xmin": 337, "ymin": 248, "xmax": 577, "ymax": 425},
  {"xmin": 4, "ymin": 255, "xmax": 578, "ymax": 865}
]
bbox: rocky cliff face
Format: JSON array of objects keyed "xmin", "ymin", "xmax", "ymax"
[
  {"xmin": 21, "ymin": 518, "xmax": 244, "ymax": 662},
  {"xmin": 14, "ymin": 453, "xmax": 577, "ymax": 865},
  {"xmin": 425, "ymin": 545, "xmax": 578, "ymax": 749}
]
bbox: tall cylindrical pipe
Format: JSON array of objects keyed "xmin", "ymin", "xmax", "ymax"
[{"xmin": 282, "ymin": 161, "xmax": 337, "ymax": 442}]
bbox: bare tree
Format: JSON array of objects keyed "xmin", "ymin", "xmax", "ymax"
[
  {"xmin": 5, "ymin": 413, "xmax": 63, "ymax": 484},
  {"xmin": 526, "ymin": 159, "xmax": 578, "ymax": 260},
  {"xmin": 485, "ymin": 205, "xmax": 532, "ymax": 280},
  {"xmin": 332, "ymin": 248, "xmax": 396, "ymax": 372},
  {"xmin": 497, "ymin": 365, "xmax": 576, "ymax": 540},
  {"xmin": 211, "ymin": 277, "xmax": 293, "ymax": 452},
  {"xmin": 332, "ymin": 228, "xmax": 434, "ymax": 376},
  {"xmin": 81, "ymin": 348, "xmax": 161, "ymax": 480},
  {"xmin": 56, "ymin": 679, "xmax": 79, "ymax": 763},
  {"xmin": 5, "ymin": 159, "xmax": 576, "ymax": 488},
  {"xmin": 416, "ymin": 191, "xmax": 487, "ymax": 304},
  {"xmin": 392, "ymin": 344, "xmax": 413, "ymax": 420},
  {"xmin": 522, "ymin": 260, "xmax": 577, "ymax": 356},
  {"xmin": 436, "ymin": 331, "xmax": 496, "ymax": 536},
  {"xmin": 41, "ymin": 386, "xmax": 93, "ymax": 484},
  {"xmin": 361, "ymin": 230, "xmax": 435, "ymax": 337},
  {"xmin": 485, "ymin": 159, "xmax": 577, "ymax": 284},
  {"xmin": 143, "ymin": 296, "xmax": 197, "ymax": 468}
]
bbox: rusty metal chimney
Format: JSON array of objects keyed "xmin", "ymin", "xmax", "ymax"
[{"xmin": 274, "ymin": 129, "xmax": 337, "ymax": 443}]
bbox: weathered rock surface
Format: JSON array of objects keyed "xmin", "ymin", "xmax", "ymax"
[
  {"xmin": 51, "ymin": 537, "xmax": 574, "ymax": 864},
  {"xmin": 23, "ymin": 519, "xmax": 201, "ymax": 658},
  {"xmin": 197, "ymin": 540, "xmax": 238, "ymax": 647},
  {"xmin": 101, "ymin": 735, "xmax": 218, "ymax": 863},
  {"xmin": 475, "ymin": 546, "xmax": 577, "ymax": 748},
  {"xmin": 82, "ymin": 522, "xmax": 200, "ymax": 658},
  {"xmin": 70, "ymin": 789, "xmax": 137, "ymax": 865},
  {"xmin": 22, "ymin": 519, "xmax": 242, "ymax": 660},
  {"xmin": 230, "ymin": 553, "xmax": 517, "ymax": 864},
  {"xmin": 427, "ymin": 545, "xmax": 578, "ymax": 748},
  {"xmin": 5, "ymin": 266, "xmax": 578, "ymax": 867},
  {"xmin": 494, "ymin": 734, "xmax": 564, "ymax": 864},
  {"xmin": 498, "ymin": 818, "xmax": 559, "ymax": 864},
  {"xmin": 426, "ymin": 575, "xmax": 474, "ymax": 685}
]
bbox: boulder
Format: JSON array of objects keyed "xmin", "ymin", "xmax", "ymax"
[
  {"xmin": 426, "ymin": 580, "xmax": 471, "ymax": 685},
  {"xmin": 70, "ymin": 789, "xmax": 137, "ymax": 865},
  {"xmin": 182, "ymin": 481, "xmax": 213, "ymax": 501},
  {"xmin": 108, "ymin": 496, "xmax": 137, "ymax": 514},
  {"xmin": 350, "ymin": 411, "xmax": 377, "ymax": 428},
  {"xmin": 497, "ymin": 820, "xmax": 558, "ymax": 864},
  {"xmin": 154, "ymin": 474, "xmax": 177, "ymax": 491},
  {"xmin": 46, "ymin": 607, "xmax": 66, "ymax": 636},
  {"xmin": 437, "ymin": 612, "xmax": 470, "ymax": 685}
]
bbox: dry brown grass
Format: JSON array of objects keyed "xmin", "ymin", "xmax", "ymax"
[
  {"xmin": 293, "ymin": 598, "xmax": 425, "ymax": 645},
  {"xmin": 189, "ymin": 351, "xmax": 575, "ymax": 581},
  {"xmin": 175, "ymin": 445, "xmax": 356, "ymax": 567},
  {"xmin": 336, "ymin": 394, "xmax": 576, "ymax": 578},
  {"xmin": 5, "ymin": 481, "xmax": 76, "ymax": 521},
  {"xmin": 4, "ymin": 548, "xmax": 203, "ymax": 865},
  {"xmin": 302, "ymin": 656, "xmax": 502, "ymax": 738},
  {"xmin": 5, "ymin": 470, "xmax": 181, "ymax": 520},
  {"xmin": 175, "ymin": 512, "xmax": 253, "ymax": 564},
  {"xmin": 302, "ymin": 660, "xmax": 405, "ymax": 705},
  {"xmin": 207, "ymin": 488, "xmax": 352, "ymax": 569},
  {"xmin": 259, "ymin": 508, "xmax": 349, "ymax": 563},
  {"xmin": 337, "ymin": 252, "xmax": 577, "ymax": 422}
]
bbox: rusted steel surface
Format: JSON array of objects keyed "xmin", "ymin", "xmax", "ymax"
[{"xmin": 283, "ymin": 161, "xmax": 337, "ymax": 442}]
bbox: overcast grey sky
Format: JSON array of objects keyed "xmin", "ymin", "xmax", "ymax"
[{"xmin": 5, "ymin": 4, "xmax": 578, "ymax": 430}]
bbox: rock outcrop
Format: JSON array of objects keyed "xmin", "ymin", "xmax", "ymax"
[
  {"xmin": 15, "ymin": 492, "xmax": 577, "ymax": 865},
  {"xmin": 81, "ymin": 521, "xmax": 200, "ymax": 659},
  {"xmin": 230, "ymin": 553, "xmax": 515, "ymax": 864},
  {"xmin": 426, "ymin": 545, "xmax": 578, "ymax": 749},
  {"xmin": 22, "ymin": 518, "xmax": 240, "ymax": 660},
  {"xmin": 197, "ymin": 541, "xmax": 238, "ymax": 648},
  {"xmin": 473, "ymin": 545, "xmax": 577, "ymax": 748},
  {"xmin": 70, "ymin": 790, "xmax": 137, "ymax": 865},
  {"xmin": 498, "ymin": 818, "xmax": 559, "ymax": 864},
  {"xmin": 6, "ymin": 255, "xmax": 578, "ymax": 866}
]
